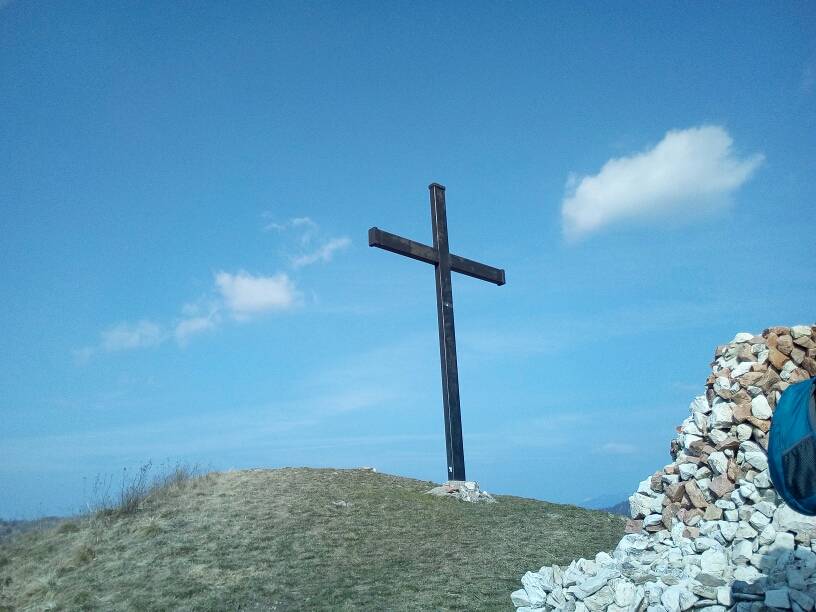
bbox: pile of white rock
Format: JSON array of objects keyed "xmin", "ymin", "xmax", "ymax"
[
  {"xmin": 511, "ymin": 324, "xmax": 816, "ymax": 611},
  {"xmin": 425, "ymin": 480, "xmax": 496, "ymax": 503}
]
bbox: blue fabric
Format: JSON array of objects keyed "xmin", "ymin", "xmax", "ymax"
[{"xmin": 768, "ymin": 377, "xmax": 816, "ymax": 515}]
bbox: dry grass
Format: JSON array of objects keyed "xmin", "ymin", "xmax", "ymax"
[{"xmin": 0, "ymin": 467, "xmax": 626, "ymax": 611}]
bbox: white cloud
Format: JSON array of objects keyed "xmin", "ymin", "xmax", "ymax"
[
  {"xmin": 174, "ymin": 315, "xmax": 218, "ymax": 345},
  {"xmin": 100, "ymin": 320, "xmax": 164, "ymax": 351},
  {"xmin": 292, "ymin": 237, "xmax": 351, "ymax": 268},
  {"xmin": 561, "ymin": 125, "xmax": 764, "ymax": 240},
  {"xmin": 263, "ymin": 216, "xmax": 318, "ymax": 245},
  {"xmin": 215, "ymin": 270, "xmax": 299, "ymax": 319}
]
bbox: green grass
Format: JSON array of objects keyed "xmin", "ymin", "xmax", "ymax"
[{"xmin": 0, "ymin": 467, "xmax": 626, "ymax": 611}]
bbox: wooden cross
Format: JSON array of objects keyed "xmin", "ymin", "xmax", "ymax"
[{"xmin": 368, "ymin": 183, "xmax": 505, "ymax": 482}]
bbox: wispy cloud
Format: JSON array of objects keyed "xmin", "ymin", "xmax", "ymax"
[
  {"xmin": 75, "ymin": 320, "xmax": 165, "ymax": 362},
  {"xmin": 561, "ymin": 125, "xmax": 764, "ymax": 240},
  {"xmin": 100, "ymin": 320, "xmax": 164, "ymax": 351},
  {"xmin": 174, "ymin": 308, "xmax": 220, "ymax": 346},
  {"xmin": 215, "ymin": 270, "xmax": 300, "ymax": 319},
  {"xmin": 292, "ymin": 237, "xmax": 351, "ymax": 268},
  {"xmin": 78, "ymin": 270, "xmax": 300, "ymax": 360},
  {"xmin": 264, "ymin": 216, "xmax": 319, "ymax": 245}
]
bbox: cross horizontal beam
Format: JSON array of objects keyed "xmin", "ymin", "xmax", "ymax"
[{"xmin": 368, "ymin": 227, "xmax": 505, "ymax": 286}]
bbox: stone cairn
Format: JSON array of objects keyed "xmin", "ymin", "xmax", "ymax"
[
  {"xmin": 511, "ymin": 324, "xmax": 816, "ymax": 612},
  {"xmin": 425, "ymin": 480, "xmax": 496, "ymax": 503}
]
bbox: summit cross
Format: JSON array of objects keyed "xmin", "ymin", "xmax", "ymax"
[{"xmin": 368, "ymin": 182, "xmax": 506, "ymax": 482}]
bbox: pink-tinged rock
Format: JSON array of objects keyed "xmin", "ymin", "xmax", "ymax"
[
  {"xmin": 685, "ymin": 480, "xmax": 709, "ymax": 509},
  {"xmin": 801, "ymin": 357, "xmax": 816, "ymax": 376},
  {"xmin": 768, "ymin": 347, "xmax": 789, "ymax": 370},
  {"xmin": 709, "ymin": 474, "xmax": 736, "ymax": 498},
  {"xmin": 715, "ymin": 437, "xmax": 740, "ymax": 452},
  {"xmin": 683, "ymin": 526, "xmax": 700, "ymax": 539},
  {"xmin": 704, "ymin": 505, "xmax": 723, "ymax": 520},
  {"xmin": 665, "ymin": 482, "xmax": 686, "ymax": 502},
  {"xmin": 739, "ymin": 372, "xmax": 765, "ymax": 387},
  {"xmin": 732, "ymin": 402, "xmax": 752, "ymax": 423},
  {"xmin": 684, "ymin": 508, "xmax": 704, "ymax": 525},
  {"xmin": 766, "ymin": 332, "xmax": 779, "ymax": 349},
  {"xmin": 792, "ymin": 347, "xmax": 806, "ymax": 365},
  {"xmin": 625, "ymin": 519, "xmax": 643, "ymax": 534},
  {"xmin": 790, "ymin": 368, "xmax": 811, "ymax": 383},
  {"xmin": 794, "ymin": 335, "xmax": 816, "ymax": 350},
  {"xmin": 777, "ymin": 335, "xmax": 794, "ymax": 355},
  {"xmin": 768, "ymin": 326, "xmax": 791, "ymax": 337}
]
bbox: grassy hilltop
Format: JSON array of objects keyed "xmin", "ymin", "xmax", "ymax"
[{"xmin": 0, "ymin": 468, "xmax": 625, "ymax": 611}]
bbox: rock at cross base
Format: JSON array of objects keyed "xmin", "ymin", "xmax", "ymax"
[{"xmin": 425, "ymin": 480, "xmax": 496, "ymax": 503}]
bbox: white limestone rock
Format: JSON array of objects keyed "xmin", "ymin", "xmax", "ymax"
[
  {"xmin": 751, "ymin": 395, "xmax": 773, "ymax": 420},
  {"xmin": 630, "ymin": 493, "xmax": 653, "ymax": 519},
  {"xmin": 744, "ymin": 451, "xmax": 769, "ymax": 471},
  {"xmin": 520, "ymin": 571, "xmax": 549, "ymax": 607},
  {"xmin": 690, "ymin": 395, "xmax": 711, "ymax": 415},
  {"xmin": 754, "ymin": 470, "xmax": 772, "ymax": 489},
  {"xmin": 732, "ymin": 539, "xmax": 753, "ymax": 564},
  {"xmin": 700, "ymin": 549, "xmax": 728, "ymax": 574},
  {"xmin": 708, "ymin": 452, "xmax": 728, "ymax": 475},
  {"xmin": 710, "ymin": 404, "xmax": 733, "ymax": 429},
  {"xmin": 774, "ymin": 505, "xmax": 816, "ymax": 543}
]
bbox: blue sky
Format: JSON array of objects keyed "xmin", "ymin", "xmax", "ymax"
[{"xmin": 1, "ymin": 2, "xmax": 814, "ymax": 518}]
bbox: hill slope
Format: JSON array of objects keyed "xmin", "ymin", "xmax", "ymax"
[{"xmin": 0, "ymin": 467, "xmax": 625, "ymax": 611}]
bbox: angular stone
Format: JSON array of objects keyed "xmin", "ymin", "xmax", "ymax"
[
  {"xmin": 794, "ymin": 334, "xmax": 816, "ymax": 350},
  {"xmin": 709, "ymin": 474, "xmax": 735, "ymax": 498},
  {"xmin": 801, "ymin": 357, "xmax": 816, "ymax": 377},
  {"xmin": 630, "ymin": 493, "xmax": 653, "ymax": 519},
  {"xmin": 708, "ymin": 451, "xmax": 728, "ymax": 475},
  {"xmin": 684, "ymin": 480, "xmax": 708, "ymax": 509},
  {"xmin": 736, "ymin": 521, "xmax": 758, "ymax": 539},
  {"xmin": 736, "ymin": 423, "xmax": 752, "ymax": 442},
  {"xmin": 520, "ymin": 571, "xmax": 550, "ymax": 606},
  {"xmin": 704, "ymin": 505, "xmax": 723, "ymax": 520},
  {"xmin": 751, "ymin": 395, "xmax": 773, "ymax": 419},
  {"xmin": 731, "ymin": 402, "xmax": 752, "ymax": 424},
  {"xmin": 710, "ymin": 403, "xmax": 734, "ymax": 428},
  {"xmin": 749, "ymin": 510, "xmax": 771, "ymax": 529},
  {"xmin": 789, "ymin": 588, "xmax": 815, "ymax": 611},
  {"xmin": 679, "ymin": 463, "xmax": 697, "ymax": 481},
  {"xmin": 665, "ymin": 482, "xmax": 686, "ymax": 502},
  {"xmin": 770, "ymin": 347, "xmax": 790, "ymax": 370},
  {"xmin": 792, "ymin": 347, "xmax": 807, "ymax": 365},
  {"xmin": 744, "ymin": 451, "xmax": 768, "ymax": 471},
  {"xmin": 765, "ymin": 588, "xmax": 791, "ymax": 609},
  {"xmin": 625, "ymin": 519, "xmax": 643, "ymax": 534},
  {"xmin": 511, "ymin": 588, "xmax": 532, "ymax": 607},
  {"xmin": 732, "ymin": 539, "xmax": 753, "ymax": 564},
  {"xmin": 791, "ymin": 325, "xmax": 813, "ymax": 339},
  {"xmin": 719, "ymin": 521, "xmax": 738, "ymax": 541},
  {"xmin": 777, "ymin": 335, "xmax": 795, "ymax": 355},
  {"xmin": 690, "ymin": 395, "xmax": 711, "ymax": 414},
  {"xmin": 701, "ymin": 548, "xmax": 728, "ymax": 574},
  {"xmin": 745, "ymin": 416, "xmax": 770, "ymax": 432},
  {"xmin": 613, "ymin": 579, "xmax": 636, "ymax": 607}
]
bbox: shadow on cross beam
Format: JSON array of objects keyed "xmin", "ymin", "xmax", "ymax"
[{"xmin": 367, "ymin": 227, "xmax": 505, "ymax": 286}]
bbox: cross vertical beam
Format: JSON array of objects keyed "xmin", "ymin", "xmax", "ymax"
[
  {"xmin": 368, "ymin": 182, "xmax": 505, "ymax": 483},
  {"xmin": 429, "ymin": 183, "xmax": 466, "ymax": 481}
]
